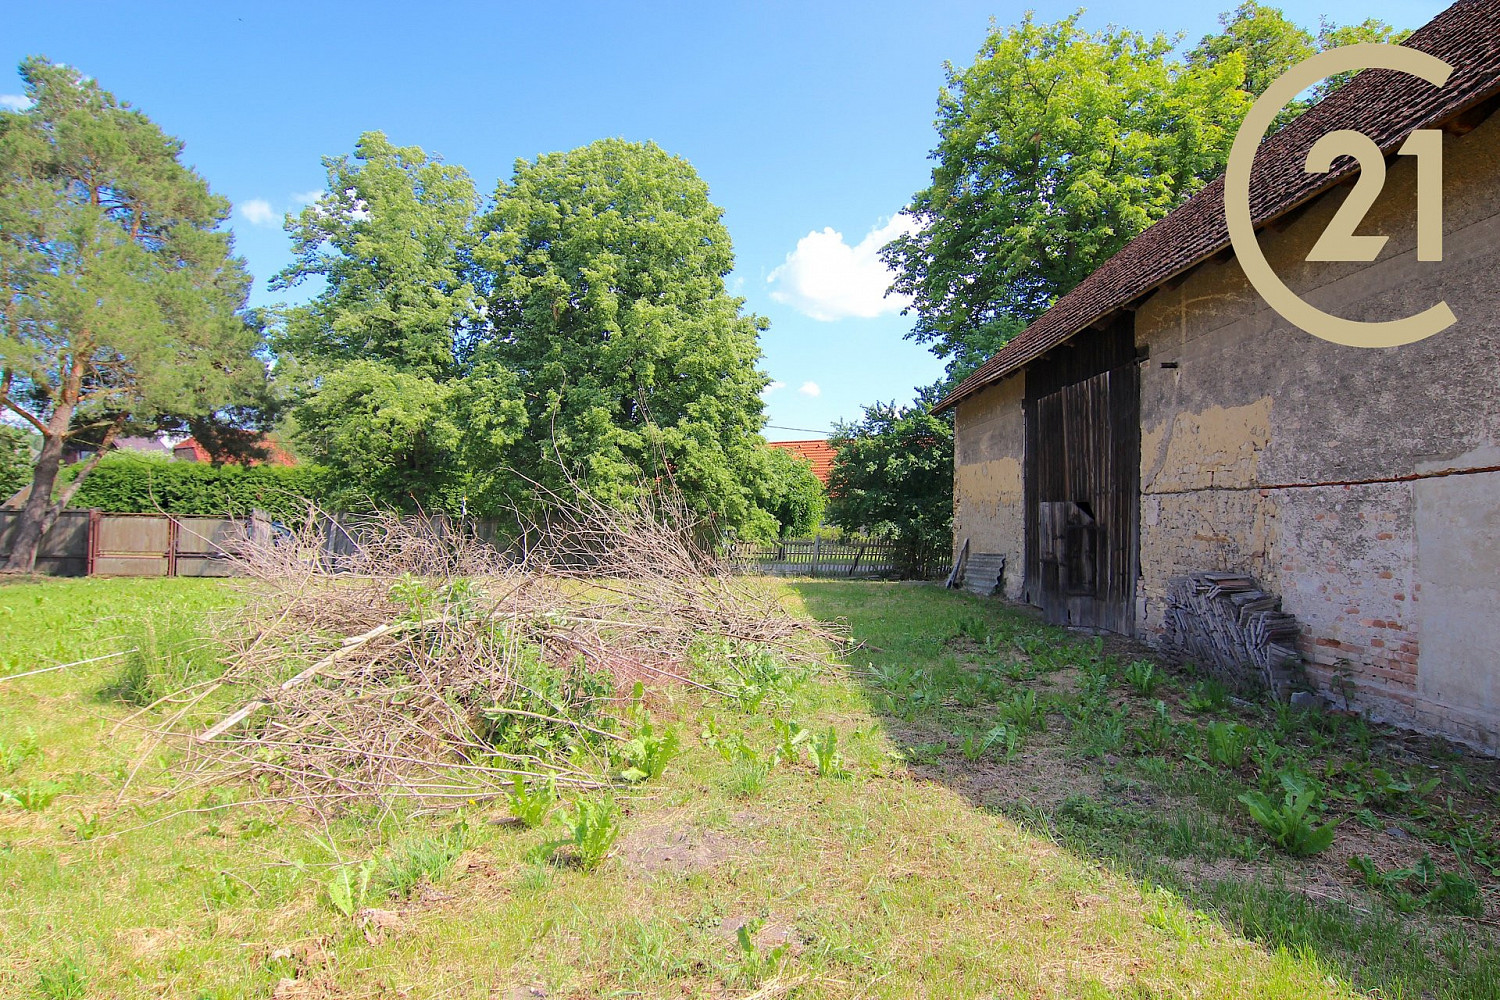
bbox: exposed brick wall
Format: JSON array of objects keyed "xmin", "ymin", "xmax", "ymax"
[{"xmin": 1130, "ymin": 112, "xmax": 1500, "ymax": 752}]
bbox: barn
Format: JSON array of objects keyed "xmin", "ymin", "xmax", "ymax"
[{"xmin": 934, "ymin": 0, "xmax": 1500, "ymax": 750}]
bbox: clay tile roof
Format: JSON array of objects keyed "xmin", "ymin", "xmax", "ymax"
[
  {"xmin": 172, "ymin": 435, "xmax": 297, "ymax": 467},
  {"xmin": 933, "ymin": 0, "xmax": 1500, "ymax": 414},
  {"xmin": 766, "ymin": 439, "xmax": 837, "ymax": 484}
]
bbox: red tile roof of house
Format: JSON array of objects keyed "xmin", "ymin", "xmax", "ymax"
[
  {"xmin": 934, "ymin": 0, "xmax": 1500, "ymax": 413},
  {"xmin": 767, "ymin": 439, "xmax": 837, "ymax": 484},
  {"xmin": 172, "ymin": 435, "xmax": 297, "ymax": 467}
]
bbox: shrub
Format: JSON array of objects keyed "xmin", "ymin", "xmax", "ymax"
[
  {"xmin": 825, "ymin": 401, "xmax": 953, "ymax": 576},
  {"xmin": 747, "ymin": 446, "xmax": 825, "ymax": 539},
  {"xmin": 0, "ymin": 424, "xmax": 31, "ymax": 500},
  {"xmin": 62, "ymin": 452, "xmax": 336, "ymax": 520}
]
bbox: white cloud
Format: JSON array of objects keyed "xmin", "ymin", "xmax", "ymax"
[
  {"xmin": 767, "ymin": 214, "xmax": 917, "ymax": 321},
  {"xmin": 239, "ymin": 199, "xmax": 278, "ymax": 227},
  {"xmin": 798, "ymin": 381, "xmax": 821, "ymax": 398},
  {"xmin": 761, "ymin": 380, "xmax": 786, "ymax": 396},
  {"xmin": 291, "ymin": 190, "xmax": 325, "ymax": 205},
  {"xmin": 0, "ymin": 94, "xmax": 32, "ymax": 111}
]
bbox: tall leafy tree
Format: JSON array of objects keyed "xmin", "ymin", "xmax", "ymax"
[
  {"xmin": 1312, "ymin": 18, "xmax": 1412, "ymax": 99},
  {"xmin": 826, "ymin": 402, "xmax": 954, "ymax": 573},
  {"xmin": 273, "ymin": 131, "xmax": 483, "ymax": 377},
  {"xmin": 1189, "ymin": 2, "xmax": 1315, "ymax": 101},
  {"xmin": 748, "ymin": 447, "xmax": 825, "ymax": 539},
  {"xmin": 1188, "ymin": 4, "xmax": 1410, "ymax": 111},
  {"xmin": 477, "ymin": 139, "xmax": 770, "ymax": 528},
  {"xmin": 273, "ymin": 132, "xmax": 526, "ymax": 511},
  {"xmin": 888, "ymin": 6, "xmax": 1408, "ymax": 388},
  {"xmin": 0, "ymin": 58, "xmax": 262, "ymax": 572},
  {"xmin": 883, "ymin": 13, "xmax": 1250, "ymax": 383}
]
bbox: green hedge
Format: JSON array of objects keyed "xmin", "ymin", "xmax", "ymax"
[
  {"xmin": 0, "ymin": 425, "xmax": 31, "ymax": 499},
  {"xmin": 62, "ymin": 453, "xmax": 335, "ymax": 520}
]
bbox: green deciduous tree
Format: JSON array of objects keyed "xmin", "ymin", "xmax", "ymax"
[
  {"xmin": 273, "ymin": 133, "xmax": 526, "ymax": 512},
  {"xmin": 477, "ymin": 138, "xmax": 770, "ymax": 529},
  {"xmin": 1188, "ymin": 4, "xmax": 1410, "ymax": 111},
  {"xmin": 286, "ymin": 358, "xmax": 524, "ymax": 513},
  {"xmin": 273, "ymin": 131, "xmax": 483, "ymax": 377},
  {"xmin": 275, "ymin": 135, "xmax": 775, "ymax": 532},
  {"xmin": 884, "ymin": 13, "xmax": 1251, "ymax": 383},
  {"xmin": 1189, "ymin": 2, "xmax": 1315, "ymax": 101},
  {"xmin": 826, "ymin": 403, "xmax": 953, "ymax": 574},
  {"xmin": 748, "ymin": 447, "xmax": 825, "ymax": 539},
  {"xmin": 888, "ymin": 6, "xmax": 1408, "ymax": 387},
  {"xmin": 0, "ymin": 58, "xmax": 264, "ymax": 572},
  {"xmin": 1313, "ymin": 18, "xmax": 1412, "ymax": 98}
]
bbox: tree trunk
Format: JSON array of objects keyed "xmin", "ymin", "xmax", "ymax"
[
  {"xmin": 1, "ymin": 403, "xmax": 73, "ymax": 574},
  {"xmin": 51, "ymin": 416, "xmax": 122, "ymax": 519}
]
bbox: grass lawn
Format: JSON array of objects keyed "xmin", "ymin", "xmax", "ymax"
[{"xmin": 2, "ymin": 576, "xmax": 1498, "ymax": 998}]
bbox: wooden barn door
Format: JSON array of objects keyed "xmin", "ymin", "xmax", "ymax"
[{"xmin": 1023, "ymin": 323, "xmax": 1140, "ymax": 634}]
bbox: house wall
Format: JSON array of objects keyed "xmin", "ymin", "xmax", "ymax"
[
  {"xmin": 953, "ymin": 373, "xmax": 1027, "ymax": 600},
  {"xmin": 1134, "ymin": 110, "xmax": 1500, "ymax": 750}
]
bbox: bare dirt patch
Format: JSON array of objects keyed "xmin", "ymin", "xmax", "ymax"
[
  {"xmin": 715, "ymin": 913, "xmax": 802, "ymax": 955},
  {"xmin": 896, "ymin": 731, "xmax": 1104, "ymax": 812},
  {"xmin": 615, "ymin": 819, "xmax": 753, "ymax": 876}
]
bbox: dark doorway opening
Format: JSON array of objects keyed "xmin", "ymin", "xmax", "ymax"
[{"xmin": 1023, "ymin": 317, "xmax": 1140, "ymax": 633}]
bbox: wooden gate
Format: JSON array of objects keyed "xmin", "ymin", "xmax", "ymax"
[
  {"xmin": 1023, "ymin": 322, "xmax": 1140, "ymax": 633},
  {"xmin": 86, "ymin": 513, "xmax": 242, "ymax": 576},
  {"xmin": 91, "ymin": 513, "xmax": 175, "ymax": 576}
]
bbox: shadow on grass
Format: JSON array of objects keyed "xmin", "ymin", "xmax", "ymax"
[{"xmin": 792, "ymin": 578, "xmax": 1500, "ymax": 1000}]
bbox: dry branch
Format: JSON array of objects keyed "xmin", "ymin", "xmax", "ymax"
[{"xmin": 151, "ymin": 492, "xmax": 842, "ymax": 812}]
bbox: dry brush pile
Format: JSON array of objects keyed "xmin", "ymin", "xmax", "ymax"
[{"xmin": 151, "ymin": 494, "xmax": 841, "ymax": 814}]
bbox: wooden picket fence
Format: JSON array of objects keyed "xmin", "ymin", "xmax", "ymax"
[{"xmin": 722, "ymin": 534, "xmax": 929, "ymax": 579}]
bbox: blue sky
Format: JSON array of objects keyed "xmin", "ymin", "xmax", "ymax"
[{"xmin": 3, "ymin": 0, "xmax": 1444, "ymax": 440}]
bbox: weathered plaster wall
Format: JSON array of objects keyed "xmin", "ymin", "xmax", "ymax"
[
  {"xmin": 1135, "ymin": 111, "xmax": 1500, "ymax": 750},
  {"xmin": 953, "ymin": 373, "xmax": 1026, "ymax": 599}
]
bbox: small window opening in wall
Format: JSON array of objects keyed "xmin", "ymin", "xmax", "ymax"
[{"xmin": 1160, "ymin": 361, "xmax": 1180, "ymax": 369}]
